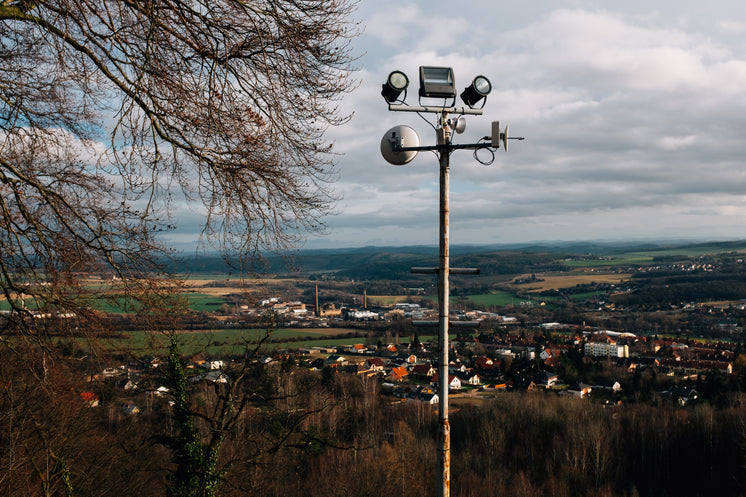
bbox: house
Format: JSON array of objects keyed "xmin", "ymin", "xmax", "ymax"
[
  {"xmin": 364, "ymin": 358, "xmax": 385, "ymax": 372},
  {"xmin": 323, "ymin": 355, "xmax": 347, "ymax": 367},
  {"xmin": 208, "ymin": 360, "xmax": 225, "ymax": 370},
  {"xmin": 512, "ymin": 377, "xmax": 537, "ymax": 391},
  {"xmin": 187, "ymin": 353, "xmax": 206, "ymax": 368},
  {"xmin": 456, "ymin": 371, "xmax": 481, "ymax": 386},
  {"xmin": 80, "ymin": 391, "xmax": 99, "ymax": 407},
  {"xmin": 419, "ymin": 392, "xmax": 439, "ymax": 404},
  {"xmin": 595, "ymin": 379, "xmax": 622, "ymax": 392},
  {"xmin": 388, "ymin": 366, "xmax": 409, "ymax": 382},
  {"xmin": 449, "ymin": 361, "xmax": 468, "ymax": 374},
  {"xmin": 662, "ymin": 386, "xmax": 698, "ymax": 406},
  {"xmin": 204, "ymin": 371, "xmax": 229, "ymax": 383},
  {"xmin": 406, "ymin": 385, "xmax": 439, "ymax": 404},
  {"xmin": 431, "ymin": 374, "xmax": 461, "ymax": 391},
  {"xmin": 347, "ymin": 343, "xmax": 367, "ymax": 354},
  {"xmin": 474, "ymin": 356, "xmax": 495, "ymax": 370},
  {"xmin": 540, "ymin": 348, "xmax": 563, "ymax": 368},
  {"xmin": 342, "ymin": 364, "xmax": 372, "ymax": 375},
  {"xmin": 534, "ymin": 370, "xmax": 558, "ymax": 388},
  {"xmin": 411, "ymin": 364, "xmax": 437, "ymax": 378},
  {"xmin": 396, "ymin": 353, "xmax": 417, "ymax": 364},
  {"xmin": 567, "ymin": 382, "xmax": 593, "ymax": 397}
]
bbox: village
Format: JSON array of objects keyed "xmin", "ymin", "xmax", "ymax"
[{"xmin": 82, "ymin": 291, "xmax": 743, "ymax": 415}]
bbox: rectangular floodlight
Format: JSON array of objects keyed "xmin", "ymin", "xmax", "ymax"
[{"xmin": 419, "ymin": 66, "xmax": 455, "ymax": 98}]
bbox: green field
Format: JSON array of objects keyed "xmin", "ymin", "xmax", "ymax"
[
  {"xmin": 567, "ymin": 290, "xmax": 607, "ymax": 301},
  {"xmin": 367, "ymin": 295, "xmax": 412, "ymax": 306},
  {"xmin": 561, "ymin": 256, "xmax": 654, "ymax": 268},
  {"xmin": 91, "ymin": 328, "xmax": 335, "ymax": 356},
  {"xmin": 184, "ymin": 293, "xmax": 231, "ymax": 312},
  {"xmin": 93, "ymin": 292, "xmax": 231, "ymax": 314},
  {"xmin": 628, "ymin": 243, "xmax": 746, "ymax": 258},
  {"xmin": 462, "ymin": 291, "xmax": 518, "ymax": 307},
  {"xmin": 561, "ymin": 242, "xmax": 746, "ymax": 269}
]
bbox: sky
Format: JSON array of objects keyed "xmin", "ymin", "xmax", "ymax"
[
  {"xmin": 290, "ymin": 0, "xmax": 746, "ymax": 250},
  {"xmin": 159, "ymin": 1, "xmax": 746, "ymax": 251}
]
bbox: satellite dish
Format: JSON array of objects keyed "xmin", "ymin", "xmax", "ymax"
[
  {"xmin": 453, "ymin": 116, "xmax": 466, "ymax": 134},
  {"xmin": 380, "ymin": 125, "xmax": 420, "ymax": 165},
  {"xmin": 502, "ymin": 125, "xmax": 509, "ymax": 152}
]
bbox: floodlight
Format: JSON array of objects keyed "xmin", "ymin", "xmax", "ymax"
[
  {"xmin": 460, "ymin": 75, "xmax": 492, "ymax": 107},
  {"xmin": 381, "ymin": 70, "xmax": 409, "ymax": 103},
  {"xmin": 419, "ymin": 66, "xmax": 456, "ymax": 99}
]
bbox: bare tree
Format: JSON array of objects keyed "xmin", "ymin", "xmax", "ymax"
[{"xmin": 0, "ymin": 0, "xmax": 359, "ymax": 338}]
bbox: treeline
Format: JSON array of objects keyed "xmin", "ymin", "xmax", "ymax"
[
  {"xmin": 162, "ymin": 248, "xmax": 572, "ymax": 281},
  {"xmin": 2, "ymin": 350, "xmax": 744, "ymax": 497},
  {"xmin": 613, "ymin": 266, "xmax": 746, "ymax": 308}
]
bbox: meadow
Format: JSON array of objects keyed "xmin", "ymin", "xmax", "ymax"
[{"xmin": 76, "ymin": 327, "xmax": 365, "ymax": 357}]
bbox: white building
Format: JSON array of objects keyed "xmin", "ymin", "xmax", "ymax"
[{"xmin": 584, "ymin": 333, "xmax": 629, "ymax": 358}]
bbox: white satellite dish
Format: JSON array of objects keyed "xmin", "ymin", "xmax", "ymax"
[
  {"xmin": 451, "ymin": 116, "xmax": 466, "ymax": 134},
  {"xmin": 380, "ymin": 125, "xmax": 420, "ymax": 165},
  {"xmin": 502, "ymin": 124, "xmax": 509, "ymax": 152}
]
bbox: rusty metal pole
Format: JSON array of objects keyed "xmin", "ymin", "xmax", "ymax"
[{"xmin": 437, "ymin": 114, "xmax": 451, "ymax": 497}]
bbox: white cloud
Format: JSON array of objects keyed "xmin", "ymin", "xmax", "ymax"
[{"xmin": 167, "ymin": 2, "xmax": 746, "ymax": 249}]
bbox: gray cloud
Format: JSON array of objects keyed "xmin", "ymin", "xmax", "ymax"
[
  {"xmin": 159, "ymin": 2, "xmax": 746, "ymax": 249},
  {"xmin": 311, "ymin": 2, "xmax": 746, "ymax": 248}
]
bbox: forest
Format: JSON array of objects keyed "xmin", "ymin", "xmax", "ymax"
[{"xmin": 2, "ymin": 340, "xmax": 744, "ymax": 497}]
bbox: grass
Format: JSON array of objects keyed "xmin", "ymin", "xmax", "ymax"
[
  {"xmin": 567, "ymin": 291, "xmax": 608, "ymax": 302},
  {"xmin": 461, "ymin": 291, "xmax": 518, "ymax": 307},
  {"xmin": 561, "ymin": 256, "xmax": 653, "ymax": 268},
  {"xmin": 560, "ymin": 242, "xmax": 746, "ymax": 269},
  {"xmin": 183, "ymin": 293, "xmax": 230, "ymax": 312},
  {"xmin": 77, "ymin": 328, "xmax": 361, "ymax": 357},
  {"xmin": 366, "ymin": 295, "xmax": 415, "ymax": 306}
]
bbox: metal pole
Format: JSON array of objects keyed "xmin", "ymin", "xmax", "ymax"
[{"xmin": 437, "ymin": 114, "xmax": 451, "ymax": 497}]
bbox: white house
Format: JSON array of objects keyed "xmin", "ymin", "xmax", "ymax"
[
  {"xmin": 431, "ymin": 374, "xmax": 462, "ymax": 390},
  {"xmin": 567, "ymin": 382, "xmax": 593, "ymax": 397}
]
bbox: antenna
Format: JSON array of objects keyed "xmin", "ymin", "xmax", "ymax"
[
  {"xmin": 380, "ymin": 125, "xmax": 420, "ymax": 165},
  {"xmin": 491, "ymin": 121, "xmax": 500, "ymax": 148},
  {"xmin": 450, "ymin": 116, "xmax": 466, "ymax": 134},
  {"xmin": 491, "ymin": 120, "xmax": 524, "ymax": 151}
]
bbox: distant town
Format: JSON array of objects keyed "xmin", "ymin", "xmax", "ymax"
[{"xmin": 80, "ymin": 240, "xmax": 746, "ymax": 413}]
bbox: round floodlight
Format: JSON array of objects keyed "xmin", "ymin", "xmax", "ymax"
[
  {"xmin": 380, "ymin": 125, "xmax": 420, "ymax": 165},
  {"xmin": 460, "ymin": 75, "xmax": 492, "ymax": 107},
  {"xmin": 473, "ymin": 76, "xmax": 491, "ymax": 96},
  {"xmin": 388, "ymin": 71, "xmax": 409, "ymax": 91},
  {"xmin": 381, "ymin": 70, "xmax": 409, "ymax": 103}
]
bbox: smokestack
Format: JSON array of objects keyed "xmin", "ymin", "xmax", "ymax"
[{"xmin": 316, "ymin": 284, "xmax": 320, "ymax": 317}]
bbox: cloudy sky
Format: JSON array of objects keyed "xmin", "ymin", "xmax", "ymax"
[{"xmin": 286, "ymin": 0, "xmax": 746, "ymax": 249}]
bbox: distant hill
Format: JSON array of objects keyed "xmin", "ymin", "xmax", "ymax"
[{"xmin": 164, "ymin": 239, "xmax": 746, "ymax": 280}]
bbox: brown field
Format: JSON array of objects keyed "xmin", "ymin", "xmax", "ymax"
[{"xmin": 513, "ymin": 271, "xmax": 632, "ymax": 292}]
